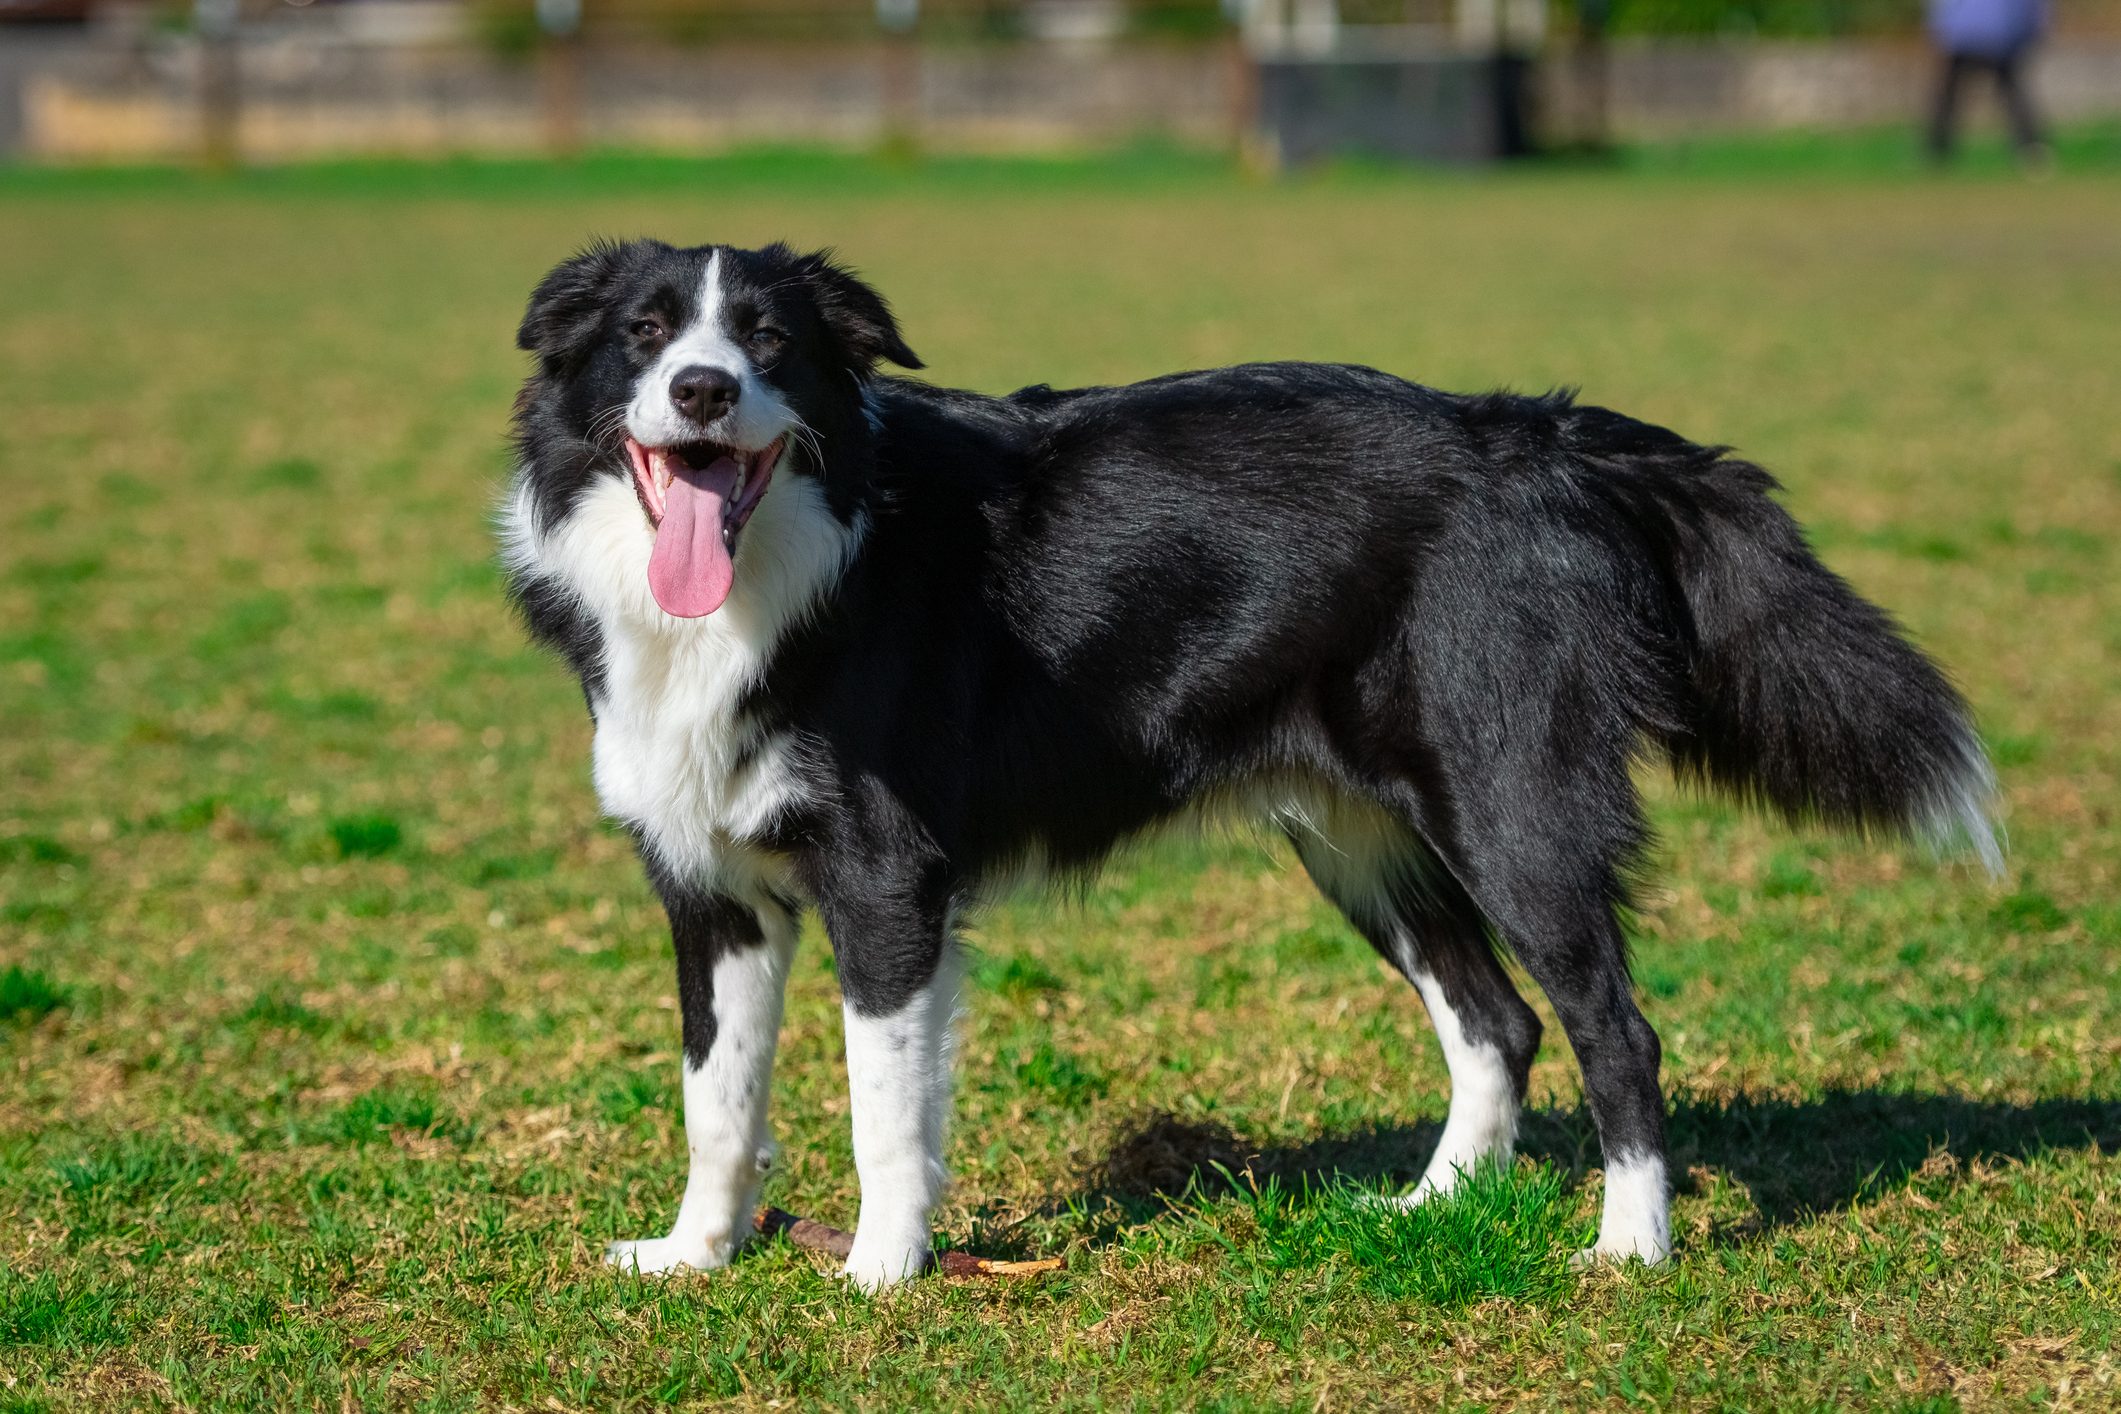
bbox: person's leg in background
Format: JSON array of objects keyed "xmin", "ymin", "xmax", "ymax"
[
  {"xmin": 1927, "ymin": 52, "xmax": 1976, "ymax": 161},
  {"xmin": 1992, "ymin": 47, "xmax": 2052, "ymax": 166}
]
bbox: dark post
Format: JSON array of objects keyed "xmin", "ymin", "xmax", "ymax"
[
  {"xmin": 1227, "ymin": 25, "xmax": 1259, "ymax": 159},
  {"xmin": 537, "ymin": 0, "xmax": 584, "ymax": 156},
  {"xmin": 876, "ymin": 0, "xmax": 920, "ymax": 151},
  {"xmin": 194, "ymin": 0, "xmax": 240, "ymax": 167},
  {"xmin": 1575, "ymin": 0, "xmax": 1610, "ymax": 152}
]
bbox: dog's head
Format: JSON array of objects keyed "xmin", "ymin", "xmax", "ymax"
[{"xmin": 514, "ymin": 239, "xmax": 920, "ymax": 618}]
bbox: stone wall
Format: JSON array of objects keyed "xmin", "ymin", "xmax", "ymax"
[
  {"xmin": 18, "ymin": 37, "xmax": 1245, "ymax": 161},
  {"xmin": 10, "ymin": 27, "xmax": 2121, "ymax": 162},
  {"xmin": 1562, "ymin": 38, "xmax": 2121, "ymax": 138}
]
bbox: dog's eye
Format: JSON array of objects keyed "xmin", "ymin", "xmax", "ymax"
[
  {"xmin": 630, "ymin": 319, "xmax": 665, "ymax": 341},
  {"xmin": 747, "ymin": 327, "xmax": 786, "ymax": 356}
]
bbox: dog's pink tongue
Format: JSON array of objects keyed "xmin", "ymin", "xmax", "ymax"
[{"xmin": 647, "ymin": 457, "xmax": 740, "ymax": 618}]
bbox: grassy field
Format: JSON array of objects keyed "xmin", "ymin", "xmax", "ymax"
[{"xmin": 3, "ymin": 140, "xmax": 2119, "ymax": 1410}]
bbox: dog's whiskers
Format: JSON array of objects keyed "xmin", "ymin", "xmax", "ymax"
[
  {"xmin": 585, "ymin": 405, "xmax": 632, "ymax": 452},
  {"xmin": 781, "ymin": 412, "xmax": 827, "ymax": 474}
]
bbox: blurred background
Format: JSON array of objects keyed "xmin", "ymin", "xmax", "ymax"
[
  {"xmin": 3, "ymin": 0, "xmax": 2120, "ymax": 164},
  {"xmin": 4, "ymin": 0, "xmax": 2119, "ymax": 1407}
]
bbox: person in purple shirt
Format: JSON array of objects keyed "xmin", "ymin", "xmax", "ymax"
[{"xmin": 1927, "ymin": 0, "xmax": 2052, "ymax": 164}]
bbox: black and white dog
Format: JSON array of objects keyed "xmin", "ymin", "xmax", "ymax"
[{"xmin": 501, "ymin": 238, "xmax": 1997, "ymax": 1288}]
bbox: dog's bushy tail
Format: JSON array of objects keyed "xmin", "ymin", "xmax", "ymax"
[{"xmin": 1564, "ymin": 404, "xmax": 2002, "ymax": 872}]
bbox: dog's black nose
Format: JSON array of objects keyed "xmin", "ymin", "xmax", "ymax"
[{"xmin": 669, "ymin": 365, "xmax": 740, "ymax": 424}]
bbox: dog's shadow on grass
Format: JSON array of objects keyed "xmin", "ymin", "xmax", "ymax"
[{"xmin": 1036, "ymin": 1089, "xmax": 2120, "ymax": 1248}]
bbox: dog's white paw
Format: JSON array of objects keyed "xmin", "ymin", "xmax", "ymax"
[
  {"xmin": 1359, "ymin": 1161, "xmax": 1483, "ymax": 1211},
  {"xmin": 1568, "ymin": 1239, "xmax": 1671, "ymax": 1271},
  {"xmin": 840, "ymin": 1234, "xmax": 929, "ymax": 1292},
  {"xmin": 1358, "ymin": 1189, "xmax": 1429, "ymax": 1212},
  {"xmin": 605, "ymin": 1234, "xmax": 730, "ymax": 1276}
]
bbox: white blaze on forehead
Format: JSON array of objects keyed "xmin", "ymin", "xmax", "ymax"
[
  {"xmin": 666, "ymin": 249, "xmax": 744, "ymax": 373},
  {"xmin": 625, "ymin": 248, "xmax": 799, "ymax": 456}
]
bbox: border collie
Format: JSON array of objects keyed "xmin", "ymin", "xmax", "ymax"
[{"xmin": 501, "ymin": 238, "xmax": 1998, "ymax": 1289}]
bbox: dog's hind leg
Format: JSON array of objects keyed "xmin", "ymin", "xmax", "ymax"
[
  {"xmin": 608, "ymin": 887, "xmax": 798, "ymax": 1275},
  {"xmin": 1427, "ymin": 774, "xmax": 1673, "ymax": 1265},
  {"xmin": 1389, "ymin": 909, "xmax": 1543, "ymax": 1203},
  {"xmin": 1287, "ymin": 815, "xmax": 1541, "ymax": 1202},
  {"xmin": 1471, "ymin": 873, "xmax": 1668, "ymax": 1264}
]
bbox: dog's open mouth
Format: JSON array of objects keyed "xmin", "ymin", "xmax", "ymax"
[{"xmin": 625, "ymin": 434, "xmax": 785, "ymax": 619}]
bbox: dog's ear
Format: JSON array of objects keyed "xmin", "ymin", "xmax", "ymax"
[
  {"xmin": 517, "ymin": 239, "xmax": 633, "ymax": 368},
  {"xmin": 795, "ymin": 249, "xmax": 924, "ymax": 372}
]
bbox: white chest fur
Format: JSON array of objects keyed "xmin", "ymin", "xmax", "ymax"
[{"xmin": 502, "ymin": 470, "xmax": 859, "ymax": 894}]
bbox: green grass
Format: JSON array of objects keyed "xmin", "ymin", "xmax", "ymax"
[
  {"xmin": 2, "ymin": 138, "xmax": 2118, "ymax": 1409},
  {"xmin": 0, "ymin": 966, "xmax": 71, "ymax": 1025},
  {"xmin": 1237, "ymin": 1166, "xmax": 1582, "ymax": 1308}
]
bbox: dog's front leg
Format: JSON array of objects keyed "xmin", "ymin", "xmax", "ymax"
[
  {"xmin": 819, "ymin": 883, "xmax": 961, "ymax": 1291},
  {"xmin": 607, "ymin": 887, "xmax": 797, "ymax": 1275}
]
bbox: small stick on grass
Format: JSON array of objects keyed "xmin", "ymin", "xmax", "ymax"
[{"xmin": 753, "ymin": 1206, "xmax": 1062, "ymax": 1279}]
